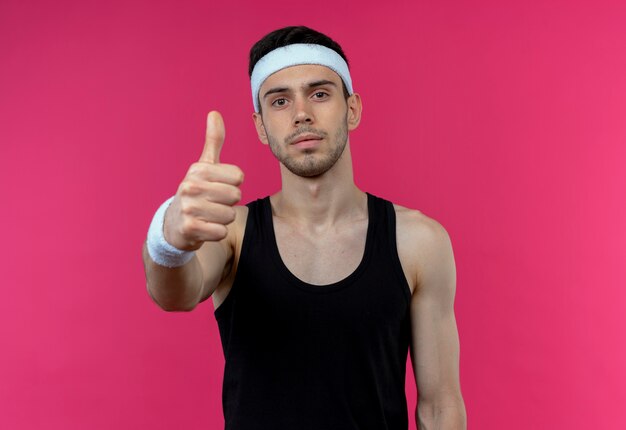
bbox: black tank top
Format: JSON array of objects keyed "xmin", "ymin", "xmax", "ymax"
[{"xmin": 214, "ymin": 192, "xmax": 412, "ymax": 430}]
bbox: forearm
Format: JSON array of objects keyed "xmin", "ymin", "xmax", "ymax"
[
  {"xmin": 417, "ymin": 399, "xmax": 467, "ymax": 430},
  {"xmin": 142, "ymin": 241, "xmax": 204, "ymax": 311}
]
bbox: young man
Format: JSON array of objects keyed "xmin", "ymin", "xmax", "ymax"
[{"xmin": 142, "ymin": 26, "xmax": 467, "ymax": 430}]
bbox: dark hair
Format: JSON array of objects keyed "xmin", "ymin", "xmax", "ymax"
[{"xmin": 249, "ymin": 26, "xmax": 351, "ymax": 109}]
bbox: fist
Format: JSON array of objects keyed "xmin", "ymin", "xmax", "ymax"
[{"xmin": 164, "ymin": 111, "xmax": 244, "ymax": 251}]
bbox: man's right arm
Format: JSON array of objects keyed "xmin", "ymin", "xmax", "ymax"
[
  {"xmin": 141, "ymin": 226, "xmax": 235, "ymax": 311},
  {"xmin": 141, "ymin": 111, "xmax": 243, "ymax": 312}
]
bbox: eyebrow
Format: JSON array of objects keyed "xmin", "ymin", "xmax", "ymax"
[{"xmin": 262, "ymin": 79, "xmax": 338, "ymax": 100}]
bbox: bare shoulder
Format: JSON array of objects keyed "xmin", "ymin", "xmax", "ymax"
[
  {"xmin": 392, "ymin": 202, "xmax": 454, "ymax": 295},
  {"xmin": 393, "ymin": 202, "xmax": 450, "ymax": 243}
]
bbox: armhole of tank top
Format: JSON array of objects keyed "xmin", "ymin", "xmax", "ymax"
[
  {"xmin": 385, "ymin": 200, "xmax": 413, "ymax": 307},
  {"xmin": 213, "ymin": 200, "xmax": 256, "ymax": 321}
]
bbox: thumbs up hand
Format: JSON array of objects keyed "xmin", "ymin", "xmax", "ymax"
[{"xmin": 163, "ymin": 111, "xmax": 244, "ymax": 251}]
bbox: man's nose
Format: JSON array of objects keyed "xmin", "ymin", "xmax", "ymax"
[{"xmin": 293, "ymin": 97, "xmax": 313, "ymax": 126}]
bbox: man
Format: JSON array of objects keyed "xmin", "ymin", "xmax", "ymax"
[{"xmin": 142, "ymin": 26, "xmax": 467, "ymax": 430}]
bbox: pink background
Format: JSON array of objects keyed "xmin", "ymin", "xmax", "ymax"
[{"xmin": 1, "ymin": 0, "xmax": 625, "ymax": 428}]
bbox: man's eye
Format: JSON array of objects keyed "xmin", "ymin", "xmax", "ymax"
[
  {"xmin": 272, "ymin": 98, "xmax": 287, "ymax": 107},
  {"xmin": 313, "ymin": 92, "xmax": 328, "ymax": 99}
]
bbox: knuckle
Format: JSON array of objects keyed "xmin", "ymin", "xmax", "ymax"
[
  {"xmin": 180, "ymin": 201, "xmax": 194, "ymax": 216},
  {"xmin": 181, "ymin": 218, "xmax": 195, "ymax": 235},
  {"xmin": 187, "ymin": 163, "xmax": 201, "ymax": 176},
  {"xmin": 179, "ymin": 181, "xmax": 194, "ymax": 195},
  {"xmin": 190, "ymin": 162, "xmax": 212, "ymax": 179}
]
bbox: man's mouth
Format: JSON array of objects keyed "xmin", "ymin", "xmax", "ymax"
[{"xmin": 290, "ymin": 133, "xmax": 323, "ymax": 145}]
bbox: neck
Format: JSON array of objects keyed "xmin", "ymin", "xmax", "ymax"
[{"xmin": 270, "ymin": 143, "xmax": 366, "ymax": 227}]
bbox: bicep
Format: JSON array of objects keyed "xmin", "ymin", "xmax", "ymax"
[{"xmin": 409, "ymin": 222, "xmax": 462, "ymax": 403}]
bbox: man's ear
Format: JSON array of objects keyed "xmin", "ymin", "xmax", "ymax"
[
  {"xmin": 252, "ymin": 112, "xmax": 269, "ymax": 145},
  {"xmin": 346, "ymin": 93, "xmax": 362, "ymax": 131}
]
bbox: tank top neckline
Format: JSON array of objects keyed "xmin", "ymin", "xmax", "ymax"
[{"xmin": 263, "ymin": 192, "xmax": 376, "ymax": 294}]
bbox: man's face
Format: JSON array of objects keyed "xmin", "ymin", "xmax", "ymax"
[{"xmin": 253, "ymin": 64, "xmax": 361, "ymax": 178}]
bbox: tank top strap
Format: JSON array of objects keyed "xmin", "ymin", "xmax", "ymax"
[
  {"xmin": 365, "ymin": 192, "xmax": 389, "ymax": 252},
  {"xmin": 238, "ymin": 196, "xmax": 268, "ymax": 267},
  {"xmin": 367, "ymin": 192, "xmax": 413, "ymax": 305},
  {"xmin": 256, "ymin": 195, "xmax": 275, "ymax": 244}
]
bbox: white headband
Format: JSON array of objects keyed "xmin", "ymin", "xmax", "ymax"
[{"xmin": 250, "ymin": 43, "xmax": 353, "ymax": 112}]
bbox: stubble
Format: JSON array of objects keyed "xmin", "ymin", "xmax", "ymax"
[{"xmin": 266, "ymin": 114, "xmax": 349, "ymax": 178}]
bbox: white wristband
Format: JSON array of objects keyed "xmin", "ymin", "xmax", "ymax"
[{"xmin": 146, "ymin": 196, "xmax": 195, "ymax": 268}]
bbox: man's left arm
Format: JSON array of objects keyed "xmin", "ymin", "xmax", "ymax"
[{"xmin": 406, "ymin": 216, "xmax": 467, "ymax": 429}]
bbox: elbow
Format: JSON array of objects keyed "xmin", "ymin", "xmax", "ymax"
[
  {"xmin": 417, "ymin": 397, "xmax": 467, "ymax": 430},
  {"xmin": 159, "ymin": 303, "xmax": 196, "ymax": 312},
  {"xmin": 146, "ymin": 284, "xmax": 198, "ymax": 312}
]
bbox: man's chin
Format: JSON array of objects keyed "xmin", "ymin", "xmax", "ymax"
[{"xmin": 282, "ymin": 160, "xmax": 334, "ymax": 178}]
